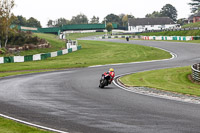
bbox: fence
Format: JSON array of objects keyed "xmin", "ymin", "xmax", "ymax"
[
  {"xmin": 0, "ymin": 45, "xmax": 82, "ymax": 64},
  {"xmin": 191, "ymin": 63, "xmax": 200, "ymax": 82},
  {"xmin": 141, "ymin": 27, "xmax": 200, "ymax": 34}
]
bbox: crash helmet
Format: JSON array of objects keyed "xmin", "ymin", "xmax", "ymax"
[{"xmin": 109, "ymin": 68, "xmax": 114, "ymax": 72}]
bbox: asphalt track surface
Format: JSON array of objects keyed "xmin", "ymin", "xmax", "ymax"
[{"xmin": 0, "ymin": 38, "xmax": 200, "ymax": 133}]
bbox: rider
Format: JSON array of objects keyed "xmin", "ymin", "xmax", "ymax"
[{"xmin": 107, "ymin": 68, "xmax": 115, "ymax": 84}]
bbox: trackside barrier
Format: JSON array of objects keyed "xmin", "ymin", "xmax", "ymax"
[
  {"xmin": 142, "ymin": 36, "xmax": 194, "ymax": 41},
  {"xmin": 191, "ymin": 63, "xmax": 200, "ymax": 82},
  {"xmin": 0, "ymin": 57, "xmax": 4, "ymax": 63},
  {"xmin": 100, "ymin": 35, "xmax": 142, "ymax": 39},
  {"xmin": 0, "ymin": 45, "xmax": 81, "ymax": 64}
]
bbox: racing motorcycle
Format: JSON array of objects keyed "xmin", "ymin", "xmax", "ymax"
[{"xmin": 99, "ymin": 72, "xmax": 111, "ymax": 88}]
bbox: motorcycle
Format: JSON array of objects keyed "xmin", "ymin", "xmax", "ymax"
[{"xmin": 99, "ymin": 72, "xmax": 111, "ymax": 88}]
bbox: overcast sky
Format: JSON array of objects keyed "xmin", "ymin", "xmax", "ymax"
[{"xmin": 13, "ymin": 0, "xmax": 192, "ymax": 27}]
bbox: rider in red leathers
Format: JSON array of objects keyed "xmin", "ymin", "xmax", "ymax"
[{"xmin": 104, "ymin": 68, "xmax": 115, "ymax": 84}]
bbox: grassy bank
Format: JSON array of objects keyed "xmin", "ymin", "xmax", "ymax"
[
  {"xmin": 0, "ymin": 117, "xmax": 52, "ymax": 133},
  {"xmin": 139, "ymin": 30, "xmax": 200, "ymax": 36},
  {"xmin": 66, "ymin": 32, "xmax": 104, "ymax": 40},
  {"xmin": 120, "ymin": 67, "xmax": 200, "ymax": 96},
  {"xmin": 0, "ymin": 40, "xmax": 171, "ymax": 72},
  {"xmin": 182, "ymin": 22, "xmax": 200, "ymax": 28}
]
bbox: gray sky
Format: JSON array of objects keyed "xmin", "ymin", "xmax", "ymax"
[{"xmin": 13, "ymin": 0, "xmax": 192, "ymax": 27}]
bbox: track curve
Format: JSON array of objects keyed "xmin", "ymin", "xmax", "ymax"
[{"xmin": 0, "ymin": 39, "xmax": 200, "ymax": 133}]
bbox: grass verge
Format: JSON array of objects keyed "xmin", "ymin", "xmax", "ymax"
[
  {"xmin": 120, "ymin": 66, "xmax": 200, "ymax": 96},
  {"xmin": 0, "ymin": 117, "xmax": 52, "ymax": 133},
  {"xmin": 0, "ymin": 40, "xmax": 171, "ymax": 72}
]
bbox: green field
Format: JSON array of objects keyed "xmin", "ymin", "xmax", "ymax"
[
  {"xmin": 66, "ymin": 32, "xmax": 104, "ymax": 40},
  {"xmin": 120, "ymin": 67, "xmax": 200, "ymax": 96},
  {"xmin": 0, "ymin": 36, "xmax": 171, "ymax": 72},
  {"xmin": 0, "ymin": 117, "xmax": 52, "ymax": 133}
]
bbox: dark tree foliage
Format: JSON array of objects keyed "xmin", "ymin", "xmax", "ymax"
[
  {"xmin": 145, "ymin": 11, "xmax": 162, "ymax": 18},
  {"xmin": 189, "ymin": 0, "xmax": 200, "ymax": 13},
  {"xmin": 12, "ymin": 15, "xmax": 42, "ymax": 28},
  {"xmin": 104, "ymin": 13, "xmax": 120, "ymax": 25},
  {"xmin": 160, "ymin": 4, "xmax": 177, "ymax": 21},
  {"xmin": 71, "ymin": 13, "xmax": 88, "ymax": 24}
]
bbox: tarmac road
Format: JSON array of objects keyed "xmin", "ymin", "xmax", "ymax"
[{"xmin": 0, "ymin": 39, "xmax": 200, "ymax": 133}]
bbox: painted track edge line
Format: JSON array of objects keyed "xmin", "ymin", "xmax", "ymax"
[{"xmin": 0, "ymin": 114, "xmax": 68, "ymax": 133}]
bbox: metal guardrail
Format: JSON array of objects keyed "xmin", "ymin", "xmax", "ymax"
[{"xmin": 191, "ymin": 63, "xmax": 200, "ymax": 82}]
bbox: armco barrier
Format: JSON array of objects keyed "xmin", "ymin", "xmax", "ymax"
[
  {"xmin": 24, "ymin": 55, "xmax": 33, "ymax": 62},
  {"xmin": 57, "ymin": 50, "xmax": 63, "ymax": 56},
  {"xmin": 41, "ymin": 53, "xmax": 51, "ymax": 60},
  {"xmin": 191, "ymin": 63, "xmax": 200, "ymax": 82},
  {"xmin": 4, "ymin": 57, "xmax": 14, "ymax": 63},
  {"xmin": 0, "ymin": 45, "xmax": 81, "ymax": 64},
  {"xmin": 68, "ymin": 48, "xmax": 72, "ymax": 53},
  {"xmin": 142, "ymin": 36, "xmax": 194, "ymax": 41}
]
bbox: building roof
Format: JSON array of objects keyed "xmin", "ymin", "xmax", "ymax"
[{"xmin": 128, "ymin": 17, "xmax": 175, "ymax": 26}]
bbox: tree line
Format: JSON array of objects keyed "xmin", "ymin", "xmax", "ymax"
[
  {"xmin": 12, "ymin": 15, "xmax": 42, "ymax": 28},
  {"xmin": 47, "ymin": 13, "xmax": 134, "ymax": 28}
]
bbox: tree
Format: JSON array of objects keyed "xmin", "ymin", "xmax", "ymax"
[
  {"xmin": 106, "ymin": 22, "xmax": 113, "ymax": 33},
  {"xmin": 47, "ymin": 19, "xmax": 54, "ymax": 27},
  {"xmin": 71, "ymin": 13, "xmax": 88, "ymax": 24},
  {"xmin": 26, "ymin": 17, "xmax": 41, "ymax": 27},
  {"xmin": 145, "ymin": 11, "xmax": 162, "ymax": 18},
  {"xmin": 90, "ymin": 16, "xmax": 99, "ymax": 24},
  {"xmin": 104, "ymin": 13, "xmax": 120, "ymax": 25},
  {"xmin": 122, "ymin": 15, "xmax": 128, "ymax": 26},
  {"xmin": 0, "ymin": 0, "xmax": 15, "ymax": 48},
  {"xmin": 160, "ymin": 4, "xmax": 177, "ymax": 22},
  {"xmin": 189, "ymin": 0, "xmax": 200, "ymax": 13},
  {"xmin": 55, "ymin": 18, "xmax": 70, "ymax": 27},
  {"xmin": 12, "ymin": 15, "xmax": 27, "ymax": 26},
  {"xmin": 177, "ymin": 18, "xmax": 187, "ymax": 26}
]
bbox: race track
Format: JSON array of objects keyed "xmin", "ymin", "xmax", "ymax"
[{"xmin": 0, "ymin": 39, "xmax": 200, "ymax": 133}]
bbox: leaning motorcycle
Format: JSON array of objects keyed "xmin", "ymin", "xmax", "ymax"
[{"xmin": 99, "ymin": 72, "xmax": 111, "ymax": 88}]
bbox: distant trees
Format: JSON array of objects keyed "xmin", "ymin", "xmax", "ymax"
[
  {"xmin": 46, "ymin": 13, "xmax": 135, "ymax": 27},
  {"xmin": 160, "ymin": 4, "xmax": 177, "ymax": 22},
  {"xmin": 189, "ymin": 0, "xmax": 200, "ymax": 13},
  {"xmin": 12, "ymin": 15, "xmax": 42, "ymax": 27},
  {"xmin": 0, "ymin": 0, "xmax": 15, "ymax": 48},
  {"xmin": 145, "ymin": 4, "xmax": 177, "ymax": 22},
  {"xmin": 145, "ymin": 11, "xmax": 162, "ymax": 18},
  {"xmin": 104, "ymin": 14, "xmax": 121, "ymax": 25},
  {"xmin": 106, "ymin": 22, "xmax": 113, "ymax": 32},
  {"xmin": 90, "ymin": 16, "xmax": 99, "ymax": 24},
  {"xmin": 71, "ymin": 13, "xmax": 89, "ymax": 24}
]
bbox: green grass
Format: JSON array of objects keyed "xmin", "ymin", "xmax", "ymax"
[
  {"xmin": 66, "ymin": 32, "xmax": 104, "ymax": 40},
  {"xmin": 0, "ymin": 40, "xmax": 171, "ymax": 72},
  {"xmin": 0, "ymin": 117, "xmax": 52, "ymax": 133},
  {"xmin": 120, "ymin": 67, "xmax": 200, "ymax": 96},
  {"xmin": 182, "ymin": 22, "xmax": 200, "ymax": 28},
  {"xmin": 138, "ymin": 30, "xmax": 200, "ymax": 36}
]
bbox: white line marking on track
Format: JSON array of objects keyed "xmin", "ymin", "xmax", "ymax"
[{"xmin": 0, "ymin": 114, "xmax": 68, "ymax": 133}]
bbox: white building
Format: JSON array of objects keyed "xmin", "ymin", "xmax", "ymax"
[{"xmin": 128, "ymin": 17, "xmax": 178, "ymax": 33}]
